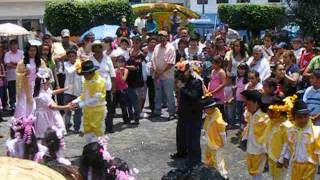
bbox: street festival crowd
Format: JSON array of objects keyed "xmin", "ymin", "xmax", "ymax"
[{"xmin": 1, "ymin": 11, "xmax": 320, "ymax": 180}]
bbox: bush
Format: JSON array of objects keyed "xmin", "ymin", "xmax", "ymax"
[
  {"xmin": 44, "ymin": 0, "xmax": 133, "ymax": 36},
  {"xmin": 218, "ymin": 4, "xmax": 286, "ymax": 38}
]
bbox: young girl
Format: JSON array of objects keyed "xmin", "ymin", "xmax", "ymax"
[
  {"xmin": 282, "ymin": 100, "xmax": 320, "ymax": 180},
  {"xmin": 236, "ymin": 63, "xmax": 249, "ymax": 128},
  {"xmin": 245, "ymin": 70, "xmax": 263, "ymax": 92},
  {"xmin": 112, "ymin": 56, "xmax": 130, "ymax": 124},
  {"xmin": 202, "ymin": 96, "xmax": 228, "ymax": 179},
  {"xmin": 6, "ymin": 115, "xmax": 47, "ymax": 161},
  {"xmin": 224, "ymin": 72, "xmax": 235, "ymax": 126},
  {"xmin": 208, "ymin": 55, "xmax": 226, "ymax": 115},
  {"xmin": 33, "ymin": 68, "xmax": 70, "ymax": 139},
  {"xmin": 262, "ymin": 77, "xmax": 278, "ymax": 96},
  {"xmin": 34, "ymin": 128, "xmax": 71, "ymax": 165}
]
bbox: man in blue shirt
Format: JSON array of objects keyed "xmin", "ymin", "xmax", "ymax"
[{"xmin": 303, "ymin": 68, "xmax": 320, "ymax": 125}]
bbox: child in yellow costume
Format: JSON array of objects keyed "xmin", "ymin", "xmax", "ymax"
[
  {"xmin": 201, "ymin": 96, "xmax": 228, "ymax": 179},
  {"xmin": 72, "ymin": 60, "xmax": 106, "ymax": 143},
  {"xmin": 263, "ymin": 95, "xmax": 293, "ymax": 180},
  {"xmin": 241, "ymin": 90, "xmax": 269, "ymax": 180},
  {"xmin": 281, "ymin": 100, "xmax": 320, "ymax": 180}
]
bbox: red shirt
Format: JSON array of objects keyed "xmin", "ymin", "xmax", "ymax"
[{"xmin": 299, "ymin": 50, "xmax": 315, "ymax": 71}]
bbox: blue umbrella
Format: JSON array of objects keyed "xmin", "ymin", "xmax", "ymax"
[{"xmin": 80, "ymin": 24, "xmax": 119, "ymax": 41}]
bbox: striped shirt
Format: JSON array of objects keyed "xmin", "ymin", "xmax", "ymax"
[{"xmin": 303, "ymin": 86, "xmax": 320, "ymax": 117}]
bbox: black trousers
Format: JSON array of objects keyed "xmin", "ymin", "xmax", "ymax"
[
  {"xmin": 7, "ymin": 80, "xmax": 16, "ymax": 108},
  {"xmin": 146, "ymin": 76, "xmax": 155, "ymax": 113},
  {"xmin": 105, "ymin": 90, "xmax": 114, "ymax": 131},
  {"xmin": 0, "ymin": 84, "xmax": 8, "ymax": 108},
  {"xmin": 56, "ymin": 74, "xmax": 66, "ymax": 115},
  {"xmin": 112, "ymin": 90, "xmax": 130, "ymax": 123}
]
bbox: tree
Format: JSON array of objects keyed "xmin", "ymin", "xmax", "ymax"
[
  {"xmin": 285, "ymin": 0, "xmax": 320, "ymax": 41},
  {"xmin": 218, "ymin": 4, "xmax": 286, "ymax": 38}
]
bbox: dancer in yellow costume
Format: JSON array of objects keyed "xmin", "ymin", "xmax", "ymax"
[
  {"xmin": 241, "ymin": 90, "xmax": 269, "ymax": 180},
  {"xmin": 201, "ymin": 96, "xmax": 228, "ymax": 179},
  {"xmin": 281, "ymin": 100, "xmax": 320, "ymax": 180},
  {"xmin": 72, "ymin": 60, "xmax": 106, "ymax": 143},
  {"xmin": 262, "ymin": 95, "xmax": 294, "ymax": 180}
]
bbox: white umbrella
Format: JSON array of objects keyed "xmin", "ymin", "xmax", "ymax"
[{"xmin": 0, "ymin": 23, "xmax": 30, "ymax": 36}]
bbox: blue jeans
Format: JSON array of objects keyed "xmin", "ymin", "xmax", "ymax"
[
  {"xmin": 154, "ymin": 79, "xmax": 175, "ymax": 115},
  {"xmin": 224, "ymin": 100, "xmax": 236, "ymax": 125},
  {"xmin": 64, "ymin": 94, "xmax": 82, "ymax": 131},
  {"xmin": 127, "ymin": 87, "xmax": 141, "ymax": 120}
]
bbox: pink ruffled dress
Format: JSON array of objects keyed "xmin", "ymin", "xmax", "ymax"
[
  {"xmin": 33, "ymin": 89, "xmax": 66, "ymax": 138},
  {"xmin": 6, "ymin": 138, "xmax": 47, "ymax": 160}
]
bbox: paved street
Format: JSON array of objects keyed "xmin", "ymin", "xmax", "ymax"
[{"xmin": 0, "ymin": 110, "xmax": 319, "ymax": 180}]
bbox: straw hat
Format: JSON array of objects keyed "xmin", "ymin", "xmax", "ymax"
[{"xmin": 0, "ymin": 157, "xmax": 66, "ymax": 180}]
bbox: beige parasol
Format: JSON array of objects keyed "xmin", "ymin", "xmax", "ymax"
[
  {"xmin": 0, "ymin": 23, "xmax": 30, "ymax": 36},
  {"xmin": 0, "ymin": 157, "xmax": 66, "ymax": 180}
]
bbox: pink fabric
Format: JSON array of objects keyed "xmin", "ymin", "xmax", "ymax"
[
  {"xmin": 209, "ymin": 71, "xmax": 224, "ymax": 103},
  {"xmin": 34, "ymin": 89, "xmax": 66, "ymax": 138},
  {"xmin": 4, "ymin": 50, "xmax": 23, "ymax": 81},
  {"xmin": 115, "ymin": 69, "xmax": 128, "ymax": 90},
  {"xmin": 236, "ymin": 77, "xmax": 246, "ymax": 102},
  {"xmin": 14, "ymin": 59, "xmax": 37, "ymax": 118}
]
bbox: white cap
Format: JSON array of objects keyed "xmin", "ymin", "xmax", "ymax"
[{"xmin": 61, "ymin": 29, "xmax": 70, "ymax": 38}]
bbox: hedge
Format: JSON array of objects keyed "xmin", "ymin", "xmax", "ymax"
[
  {"xmin": 44, "ymin": 0, "xmax": 133, "ymax": 36},
  {"xmin": 218, "ymin": 4, "xmax": 286, "ymax": 37}
]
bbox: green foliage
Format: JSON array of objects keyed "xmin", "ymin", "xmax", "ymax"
[
  {"xmin": 218, "ymin": 4, "xmax": 286, "ymax": 37},
  {"xmin": 44, "ymin": 0, "xmax": 133, "ymax": 36}
]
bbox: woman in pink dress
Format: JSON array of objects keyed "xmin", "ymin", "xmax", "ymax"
[
  {"xmin": 208, "ymin": 55, "xmax": 226, "ymax": 115},
  {"xmin": 33, "ymin": 69, "xmax": 71, "ymax": 139},
  {"xmin": 15, "ymin": 42, "xmax": 46, "ymax": 118}
]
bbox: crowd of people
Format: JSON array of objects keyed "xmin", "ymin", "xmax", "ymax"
[{"xmin": 0, "ymin": 10, "xmax": 320, "ymax": 179}]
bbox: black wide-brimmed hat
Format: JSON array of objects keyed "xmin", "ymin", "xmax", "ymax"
[
  {"xmin": 241, "ymin": 90, "xmax": 262, "ymax": 103},
  {"xmin": 261, "ymin": 94, "xmax": 283, "ymax": 106},
  {"xmin": 293, "ymin": 100, "xmax": 309, "ymax": 114},
  {"xmin": 79, "ymin": 60, "xmax": 99, "ymax": 75},
  {"xmin": 201, "ymin": 96, "xmax": 219, "ymax": 109}
]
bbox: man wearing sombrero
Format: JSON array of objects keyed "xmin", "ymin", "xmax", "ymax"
[{"xmin": 72, "ymin": 60, "xmax": 106, "ymax": 143}]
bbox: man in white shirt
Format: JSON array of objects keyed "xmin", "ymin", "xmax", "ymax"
[
  {"xmin": 4, "ymin": 39, "xmax": 24, "ymax": 109},
  {"xmin": 90, "ymin": 40, "xmax": 116, "ymax": 133},
  {"xmin": 134, "ymin": 16, "xmax": 146, "ymax": 35},
  {"xmin": 247, "ymin": 45, "xmax": 271, "ymax": 82},
  {"xmin": 64, "ymin": 50, "xmax": 82, "ymax": 133}
]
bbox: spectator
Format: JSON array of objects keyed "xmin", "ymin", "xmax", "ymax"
[
  {"xmin": 78, "ymin": 32, "xmax": 94, "ymax": 61},
  {"xmin": 299, "ymin": 36, "xmax": 316, "ymax": 74},
  {"xmin": 151, "ymin": 31, "xmax": 176, "ymax": 120},
  {"xmin": 185, "ymin": 35, "xmax": 201, "ymax": 61},
  {"xmin": 64, "ymin": 50, "xmax": 82, "ymax": 133},
  {"xmin": 247, "ymin": 45, "xmax": 271, "ymax": 82},
  {"xmin": 127, "ymin": 36, "xmax": 145, "ymax": 123},
  {"xmin": 224, "ymin": 24, "xmax": 240, "ymax": 46},
  {"xmin": 201, "ymin": 47, "xmax": 213, "ymax": 86},
  {"xmin": 291, "ymin": 37, "xmax": 304, "ymax": 62},
  {"xmin": 214, "ymin": 36, "xmax": 228, "ymax": 58},
  {"xmin": 272, "ymin": 42, "xmax": 288, "ymax": 64},
  {"xmin": 303, "ymin": 54, "xmax": 320, "ymax": 78},
  {"xmin": 103, "ymin": 37, "xmax": 114, "ymax": 56},
  {"xmin": 116, "ymin": 17, "xmax": 130, "ymax": 38},
  {"xmin": 145, "ymin": 13, "xmax": 157, "ymax": 34},
  {"xmin": 0, "ymin": 41, "xmax": 8, "ymax": 110},
  {"xmin": 303, "ymin": 69, "xmax": 320, "ymax": 125},
  {"xmin": 175, "ymin": 38, "xmax": 188, "ymax": 63},
  {"xmin": 172, "ymin": 27, "xmax": 189, "ymax": 50},
  {"xmin": 169, "ymin": 9, "xmax": 181, "ymax": 36},
  {"xmin": 226, "ymin": 39, "xmax": 248, "ymax": 77},
  {"xmin": 224, "ymin": 72, "xmax": 236, "ymax": 126},
  {"xmin": 134, "ymin": 15, "xmax": 146, "ymax": 35},
  {"xmin": 245, "ymin": 70, "xmax": 263, "ymax": 92},
  {"xmin": 90, "ymin": 40, "xmax": 116, "ymax": 133},
  {"xmin": 4, "ymin": 39, "xmax": 24, "ymax": 110},
  {"xmin": 41, "ymin": 44, "xmax": 58, "ymax": 87},
  {"xmin": 261, "ymin": 33, "xmax": 274, "ymax": 61},
  {"xmin": 282, "ymin": 50, "xmax": 300, "ymax": 95},
  {"xmin": 110, "ymin": 37, "xmax": 130, "ymax": 62},
  {"xmin": 235, "ymin": 62, "xmax": 249, "ymax": 128}
]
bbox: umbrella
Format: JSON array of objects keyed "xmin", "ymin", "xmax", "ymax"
[
  {"xmin": 0, "ymin": 23, "xmax": 30, "ymax": 36},
  {"xmin": 0, "ymin": 157, "xmax": 66, "ymax": 180},
  {"xmin": 80, "ymin": 24, "xmax": 119, "ymax": 41}
]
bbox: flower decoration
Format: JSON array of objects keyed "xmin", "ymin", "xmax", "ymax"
[
  {"xmin": 268, "ymin": 95, "xmax": 298, "ymax": 121},
  {"xmin": 175, "ymin": 61, "xmax": 187, "ymax": 72},
  {"xmin": 74, "ymin": 59, "xmax": 82, "ymax": 74}
]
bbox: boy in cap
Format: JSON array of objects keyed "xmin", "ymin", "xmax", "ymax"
[
  {"xmin": 71, "ymin": 60, "xmax": 106, "ymax": 143},
  {"xmin": 241, "ymin": 90, "xmax": 269, "ymax": 180},
  {"xmin": 281, "ymin": 100, "xmax": 320, "ymax": 180},
  {"xmin": 202, "ymin": 96, "xmax": 228, "ymax": 179}
]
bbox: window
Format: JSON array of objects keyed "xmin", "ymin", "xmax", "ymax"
[
  {"xmin": 237, "ymin": 0, "xmax": 250, "ymax": 2},
  {"xmin": 217, "ymin": 0, "xmax": 228, "ymax": 3}
]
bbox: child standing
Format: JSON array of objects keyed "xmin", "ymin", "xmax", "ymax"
[
  {"xmin": 112, "ymin": 55, "xmax": 130, "ymax": 124},
  {"xmin": 224, "ymin": 72, "xmax": 235, "ymax": 126},
  {"xmin": 241, "ymin": 90, "xmax": 269, "ymax": 180},
  {"xmin": 72, "ymin": 60, "xmax": 106, "ymax": 143},
  {"xmin": 33, "ymin": 69, "xmax": 70, "ymax": 139},
  {"xmin": 245, "ymin": 70, "xmax": 263, "ymax": 92},
  {"xmin": 208, "ymin": 55, "xmax": 226, "ymax": 115},
  {"xmin": 235, "ymin": 63, "xmax": 249, "ymax": 128},
  {"xmin": 263, "ymin": 96, "xmax": 293, "ymax": 180},
  {"xmin": 282, "ymin": 100, "xmax": 320, "ymax": 180},
  {"xmin": 202, "ymin": 96, "xmax": 228, "ymax": 179}
]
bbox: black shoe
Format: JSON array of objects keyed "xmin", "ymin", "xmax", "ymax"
[
  {"xmin": 123, "ymin": 121, "xmax": 130, "ymax": 124},
  {"xmin": 167, "ymin": 114, "xmax": 176, "ymax": 121},
  {"xmin": 170, "ymin": 152, "xmax": 187, "ymax": 159},
  {"xmin": 105, "ymin": 129, "xmax": 114, "ymax": 134},
  {"xmin": 133, "ymin": 119, "xmax": 140, "ymax": 125},
  {"xmin": 149, "ymin": 113, "xmax": 160, "ymax": 118}
]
